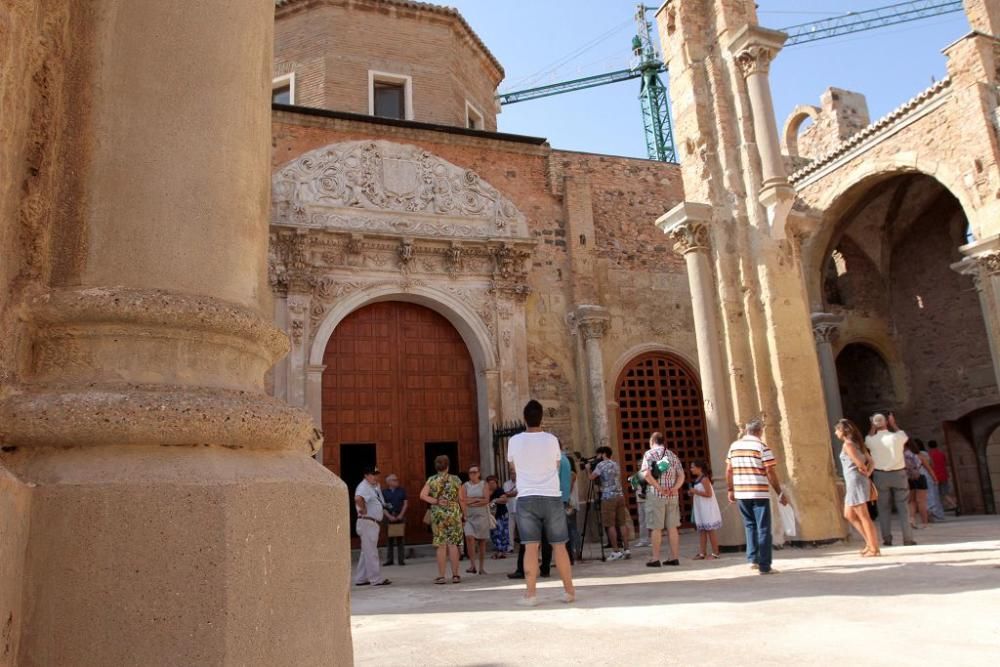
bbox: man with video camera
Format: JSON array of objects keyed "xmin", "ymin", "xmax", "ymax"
[{"xmin": 586, "ymin": 446, "xmax": 630, "ymax": 561}]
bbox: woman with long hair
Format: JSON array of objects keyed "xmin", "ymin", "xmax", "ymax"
[
  {"xmin": 836, "ymin": 418, "xmax": 880, "ymax": 557},
  {"xmin": 905, "ymin": 439, "xmax": 932, "ymax": 528},
  {"xmin": 420, "ymin": 455, "xmax": 464, "ymax": 584}
]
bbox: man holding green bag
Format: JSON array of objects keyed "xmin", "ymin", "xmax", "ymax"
[{"xmin": 641, "ymin": 432, "xmax": 685, "ymax": 567}]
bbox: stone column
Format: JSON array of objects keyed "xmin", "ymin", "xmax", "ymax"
[
  {"xmin": 0, "ymin": 2, "xmax": 350, "ymax": 664},
  {"xmin": 575, "ymin": 305, "xmax": 612, "ymax": 450},
  {"xmin": 812, "ymin": 312, "xmax": 845, "ymax": 473},
  {"xmin": 729, "ymin": 26, "xmax": 795, "ymax": 238},
  {"xmin": 656, "ymin": 203, "xmax": 734, "ymax": 476},
  {"xmin": 954, "ymin": 241, "xmax": 1000, "ymax": 389}
]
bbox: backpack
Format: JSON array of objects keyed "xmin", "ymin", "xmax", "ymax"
[
  {"xmin": 904, "ymin": 450, "xmax": 922, "ymax": 481},
  {"xmin": 647, "ymin": 448, "xmax": 669, "ymax": 480}
]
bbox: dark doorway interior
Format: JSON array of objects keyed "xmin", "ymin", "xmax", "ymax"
[
  {"xmin": 425, "ymin": 441, "xmax": 460, "ymax": 481},
  {"xmin": 340, "ymin": 443, "xmax": 376, "ymax": 537}
]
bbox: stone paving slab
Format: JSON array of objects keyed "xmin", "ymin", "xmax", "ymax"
[{"xmin": 351, "ymin": 516, "xmax": 1000, "ymax": 666}]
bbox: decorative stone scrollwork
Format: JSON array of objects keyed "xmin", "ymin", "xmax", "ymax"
[
  {"xmin": 269, "ymin": 231, "xmax": 314, "ymax": 293},
  {"xmin": 811, "ymin": 312, "xmax": 843, "ymax": 345},
  {"xmin": 669, "ymin": 220, "xmax": 711, "ymax": 256},
  {"xmin": 974, "ymin": 251, "xmax": 1000, "ymax": 277},
  {"xmin": 735, "ymin": 45, "xmax": 775, "ymax": 77},
  {"xmin": 398, "ymin": 239, "xmax": 414, "ymax": 272},
  {"xmin": 577, "ymin": 317, "xmax": 610, "ymax": 340},
  {"xmin": 489, "ymin": 243, "xmax": 532, "ymax": 299},
  {"xmin": 273, "ymin": 140, "xmax": 525, "ymax": 235},
  {"xmin": 446, "ymin": 243, "xmax": 464, "ymax": 276}
]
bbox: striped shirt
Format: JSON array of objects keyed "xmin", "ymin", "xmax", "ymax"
[
  {"xmin": 640, "ymin": 445, "xmax": 682, "ymax": 499},
  {"xmin": 726, "ymin": 435, "xmax": 776, "ymax": 500}
]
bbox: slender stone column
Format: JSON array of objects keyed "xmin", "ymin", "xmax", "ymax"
[
  {"xmin": 729, "ymin": 26, "xmax": 795, "ymax": 237},
  {"xmin": 0, "ymin": 2, "xmax": 350, "ymax": 664},
  {"xmin": 954, "ymin": 240, "xmax": 1000, "ymax": 389},
  {"xmin": 656, "ymin": 203, "xmax": 734, "ymax": 476},
  {"xmin": 575, "ymin": 305, "xmax": 612, "ymax": 450},
  {"xmin": 812, "ymin": 312, "xmax": 845, "ymax": 473}
]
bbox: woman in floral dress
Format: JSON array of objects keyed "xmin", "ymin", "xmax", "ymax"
[{"xmin": 420, "ymin": 454, "xmax": 464, "ymax": 583}]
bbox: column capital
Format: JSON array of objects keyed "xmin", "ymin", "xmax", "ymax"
[
  {"xmin": 955, "ymin": 234, "xmax": 1000, "ymax": 288},
  {"xmin": 727, "ymin": 25, "xmax": 788, "ymax": 78},
  {"xmin": 656, "ymin": 201, "xmax": 713, "ymax": 256},
  {"xmin": 573, "ymin": 304, "xmax": 610, "ymax": 340},
  {"xmin": 811, "ymin": 312, "xmax": 844, "ymax": 344}
]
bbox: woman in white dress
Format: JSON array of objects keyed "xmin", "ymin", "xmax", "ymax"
[
  {"xmin": 687, "ymin": 460, "xmax": 722, "ymax": 560},
  {"xmin": 460, "ymin": 465, "xmax": 491, "ymax": 575}
]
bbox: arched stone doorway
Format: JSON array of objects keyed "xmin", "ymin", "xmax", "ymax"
[
  {"xmin": 836, "ymin": 343, "xmax": 897, "ymax": 431},
  {"xmin": 323, "ymin": 301, "xmax": 479, "ymax": 541},
  {"xmin": 614, "ymin": 351, "xmax": 709, "ymax": 524}
]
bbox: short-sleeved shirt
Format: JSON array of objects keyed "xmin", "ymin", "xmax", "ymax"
[
  {"xmin": 726, "ymin": 435, "xmax": 776, "ymax": 500},
  {"xmin": 559, "ymin": 453, "xmax": 572, "ymax": 503},
  {"xmin": 490, "ymin": 487, "xmax": 509, "ymax": 519},
  {"xmin": 640, "ymin": 445, "xmax": 682, "ymax": 498},
  {"xmin": 928, "ymin": 449, "xmax": 948, "ymax": 481},
  {"xmin": 865, "ymin": 429, "xmax": 908, "ymax": 472},
  {"xmin": 383, "ymin": 486, "xmax": 407, "ymax": 518},
  {"xmin": 593, "ymin": 458, "xmax": 623, "ymax": 499},
  {"xmin": 502, "ymin": 479, "xmax": 517, "ymax": 513},
  {"xmin": 507, "ymin": 431, "xmax": 561, "ymax": 498},
  {"xmin": 354, "ymin": 479, "xmax": 384, "ymax": 521}
]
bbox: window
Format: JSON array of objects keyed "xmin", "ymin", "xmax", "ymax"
[
  {"xmin": 368, "ymin": 71, "xmax": 412, "ymax": 120},
  {"xmin": 272, "ymin": 73, "xmax": 295, "ymax": 105},
  {"xmin": 465, "ymin": 101, "xmax": 484, "ymax": 130}
]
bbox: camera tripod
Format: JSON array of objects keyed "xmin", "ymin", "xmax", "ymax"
[{"xmin": 577, "ymin": 478, "xmax": 607, "ymax": 562}]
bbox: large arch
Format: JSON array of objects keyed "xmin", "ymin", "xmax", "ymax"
[{"xmin": 307, "ymin": 283, "xmax": 497, "ymax": 477}]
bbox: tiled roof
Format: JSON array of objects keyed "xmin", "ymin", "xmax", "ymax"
[
  {"xmin": 789, "ymin": 76, "xmax": 953, "ymax": 184},
  {"xmin": 274, "ymin": 0, "xmax": 505, "ymax": 78}
]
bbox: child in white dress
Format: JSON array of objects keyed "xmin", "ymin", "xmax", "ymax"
[{"xmin": 688, "ymin": 460, "xmax": 722, "ymax": 560}]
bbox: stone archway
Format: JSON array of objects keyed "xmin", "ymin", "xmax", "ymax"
[
  {"xmin": 323, "ymin": 300, "xmax": 479, "ymax": 541},
  {"xmin": 614, "ymin": 351, "xmax": 709, "ymax": 524},
  {"xmin": 835, "ymin": 342, "xmax": 897, "ymax": 431}
]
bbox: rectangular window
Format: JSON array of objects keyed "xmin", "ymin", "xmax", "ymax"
[
  {"xmin": 272, "ymin": 73, "xmax": 295, "ymax": 105},
  {"xmin": 373, "ymin": 81, "xmax": 406, "ymax": 119},
  {"xmin": 368, "ymin": 70, "xmax": 412, "ymax": 120},
  {"xmin": 465, "ymin": 101, "xmax": 484, "ymax": 130}
]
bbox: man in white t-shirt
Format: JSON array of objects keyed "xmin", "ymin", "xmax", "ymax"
[
  {"xmin": 354, "ymin": 466, "xmax": 390, "ymax": 587},
  {"xmin": 864, "ymin": 413, "xmax": 914, "ymax": 547},
  {"xmin": 506, "ymin": 400, "xmax": 576, "ymax": 606}
]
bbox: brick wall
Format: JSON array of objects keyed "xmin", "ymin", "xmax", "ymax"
[{"xmin": 274, "ymin": 0, "xmax": 501, "ymax": 130}]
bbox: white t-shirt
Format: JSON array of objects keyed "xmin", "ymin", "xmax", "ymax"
[
  {"xmin": 502, "ymin": 479, "xmax": 518, "ymax": 513},
  {"xmin": 507, "ymin": 431, "xmax": 561, "ymax": 498},
  {"xmin": 865, "ymin": 429, "xmax": 908, "ymax": 472},
  {"xmin": 354, "ymin": 479, "xmax": 384, "ymax": 522}
]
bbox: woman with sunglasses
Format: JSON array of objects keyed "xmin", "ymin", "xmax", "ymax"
[{"xmin": 460, "ymin": 464, "xmax": 491, "ymax": 575}]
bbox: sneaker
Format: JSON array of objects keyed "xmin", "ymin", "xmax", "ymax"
[
  {"xmin": 634, "ymin": 540, "xmax": 650, "ymax": 548},
  {"xmin": 507, "ymin": 572, "xmax": 525, "ymax": 580},
  {"xmin": 664, "ymin": 559, "xmax": 680, "ymax": 566},
  {"xmin": 759, "ymin": 568, "xmax": 779, "ymax": 575},
  {"xmin": 903, "ymin": 539, "xmax": 918, "ymax": 546},
  {"xmin": 560, "ymin": 591, "xmax": 576, "ymax": 604},
  {"xmin": 623, "ymin": 549, "xmax": 632, "ymax": 560},
  {"xmin": 607, "ymin": 551, "xmax": 624, "ymax": 561},
  {"xmin": 516, "ymin": 596, "xmax": 539, "ymax": 607},
  {"xmin": 750, "ymin": 563, "xmax": 759, "ymax": 570}
]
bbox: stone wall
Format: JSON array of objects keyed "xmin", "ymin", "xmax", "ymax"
[
  {"xmin": 793, "ymin": 88, "xmax": 870, "ymax": 161},
  {"xmin": 0, "ymin": 465, "xmax": 30, "ymax": 666},
  {"xmin": 270, "ymin": 109, "xmax": 692, "ymax": 456},
  {"xmin": 274, "ymin": 0, "xmax": 502, "ymax": 131}
]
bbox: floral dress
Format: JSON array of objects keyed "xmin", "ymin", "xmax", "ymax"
[{"xmin": 427, "ymin": 473, "xmax": 463, "ymax": 546}]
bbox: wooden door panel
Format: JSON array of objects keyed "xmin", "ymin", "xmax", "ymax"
[{"xmin": 323, "ymin": 301, "xmax": 478, "ymax": 542}]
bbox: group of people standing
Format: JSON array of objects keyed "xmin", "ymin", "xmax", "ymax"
[{"xmin": 834, "ymin": 412, "xmax": 957, "ymax": 558}]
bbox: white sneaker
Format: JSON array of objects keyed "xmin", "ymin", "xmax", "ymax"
[
  {"xmin": 607, "ymin": 551, "xmax": 624, "ymax": 561},
  {"xmin": 623, "ymin": 549, "xmax": 632, "ymax": 560},
  {"xmin": 517, "ymin": 596, "xmax": 539, "ymax": 607},
  {"xmin": 560, "ymin": 591, "xmax": 576, "ymax": 604},
  {"xmin": 634, "ymin": 540, "xmax": 650, "ymax": 547}
]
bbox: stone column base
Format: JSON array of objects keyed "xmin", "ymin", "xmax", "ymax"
[{"xmin": 4, "ymin": 446, "xmax": 351, "ymax": 666}]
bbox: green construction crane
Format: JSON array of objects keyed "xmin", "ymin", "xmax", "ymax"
[{"xmin": 495, "ymin": 0, "xmax": 964, "ymax": 164}]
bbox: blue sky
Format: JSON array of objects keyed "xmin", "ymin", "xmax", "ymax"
[{"xmin": 451, "ymin": 1, "xmax": 971, "ymax": 158}]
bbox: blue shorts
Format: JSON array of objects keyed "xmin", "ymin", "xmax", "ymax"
[{"xmin": 515, "ymin": 496, "xmax": 568, "ymax": 545}]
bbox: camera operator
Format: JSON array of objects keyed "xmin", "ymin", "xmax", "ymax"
[{"xmin": 586, "ymin": 446, "xmax": 630, "ymax": 561}]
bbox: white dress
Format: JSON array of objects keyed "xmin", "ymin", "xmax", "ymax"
[{"xmin": 692, "ymin": 476, "xmax": 723, "ymax": 531}]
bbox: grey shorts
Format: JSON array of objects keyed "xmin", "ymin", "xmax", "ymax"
[
  {"xmin": 515, "ymin": 495, "xmax": 569, "ymax": 544},
  {"xmin": 645, "ymin": 495, "xmax": 680, "ymax": 531}
]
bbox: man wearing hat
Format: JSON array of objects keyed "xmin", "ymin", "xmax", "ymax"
[{"xmin": 354, "ymin": 466, "xmax": 391, "ymax": 586}]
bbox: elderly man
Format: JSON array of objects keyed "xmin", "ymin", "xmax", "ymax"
[
  {"xmin": 865, "ymin": 413, "xmax": 915, "ymax": 547},
  {"xmin": 354, "ymin": 466, "xmax": 391, "ymax": 586},
  {"xmin": 726, "ymin": 419, "xmax": 788, "ymax": 575},
  {"xmin": 382, "ymin": 473, "xmax": 408, "ymax": 566}
]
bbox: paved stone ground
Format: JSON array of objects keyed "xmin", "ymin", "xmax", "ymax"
[{"xmin": 351, "ymin": 516, "xmax": 1000, "ymax": 666}]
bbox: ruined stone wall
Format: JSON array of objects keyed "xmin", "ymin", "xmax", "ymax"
[
  {"xmin": 794, "ymin": 88, "xmax": 870, "ymax": 161},
  {"xmin": 274, "ymin": 0, "xmax": 501, "ymax": 130},
  {"xmin": 270, "ymin": 110, "xmax": 692, "ymax": 455}
]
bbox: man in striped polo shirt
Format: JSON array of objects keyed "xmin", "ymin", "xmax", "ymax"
[{"xmin": 726, "ymin": 418, "xmax": 788, "ymax": 575}]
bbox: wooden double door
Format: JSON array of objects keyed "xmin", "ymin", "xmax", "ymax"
[{"xmin": 322, "ymin": 301, "xmax": 479, "ymax": 541}]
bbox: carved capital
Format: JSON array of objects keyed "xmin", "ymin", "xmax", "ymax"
[
  {"xmin": 811, "ymin": 312, "xmax": 843, "ymax": 345},
  {"xmin": 735, "ymin": 45, "xmax": 775, "ymax": 77},
  {"xmin": 669, "ymin": 220, "xmax": 711, "ymax": 256},
  {"xmin": 574, "ymin": 305, "xmax": 610, "ymax": 340},
  {"xmin": 975, "ymin": 251, "xmax": 1000, "ymax": 277}
]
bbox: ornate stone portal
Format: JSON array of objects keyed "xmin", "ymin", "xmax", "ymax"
[{"xmin": 270, "ymin": 140, "xmax": 535, "ymax": 459}]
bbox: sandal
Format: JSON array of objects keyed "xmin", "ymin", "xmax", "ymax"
[
  {"xmin": 452, "ymin": 575, "xmax": 462, "ymax": 584},
  {"xmin": 434, "ymin": 577, "xmax": 447, "ymax": 585},
  {"xmin": 707, "ymin": 553, "xmax": 720, "ymax": 560},
  {"xmin": 373, "ymin": 579, "xmax": 391, "ymax": 586},
  {"xmin": 466, "ymin": 566, "xmax": 477, "ymax": 574},
  {"xmin": 862, "ymin": 549, "xmax": 882, "ymax": 558},
  {"xmin": 693, "ymin": 553, "xmax": 706, "ymax": 560},
  {"xmin": 478, "ymin": 570, "xmax": 487, "ymax": 575}
]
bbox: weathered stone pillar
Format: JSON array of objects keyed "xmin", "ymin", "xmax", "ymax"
[
  {"xmin": 575, "ymin": 305, "xmax": 612, "ymax": 450},
  {"xmin": 0, "ymin": 2, "xmax": 351, "ymax": 664},
  {"xmin": 729, "ymin": 25, "xmax": 795, "ymax": 238},
  {"xmin": 955, "ymin": 240, "xmax": 1000, "ymax": 389},
  {"xmin": 656, "ymin": 203, "xmax": 734, "ymax": 476},
  {"xmin": 812, "ymin": 312, "xmax": 845, "ymax": 473}
]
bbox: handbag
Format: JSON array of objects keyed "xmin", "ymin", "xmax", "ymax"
[
  {"xmin": 422, "ymin": 509, "xmax": 432, "ymax": 525},
  {"xmin": 387, "ymin": 522, "xmax": 406, "ymax": 538},
  {"xmin": 488, "ymin": 511, "xmax": 497, "ymax": 531}
]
